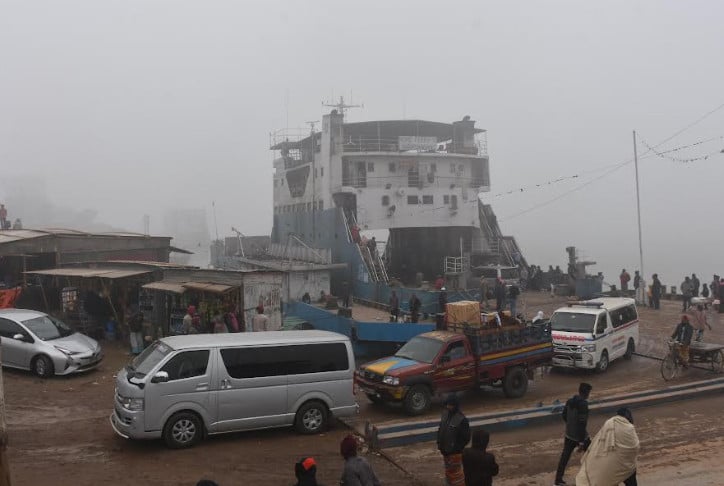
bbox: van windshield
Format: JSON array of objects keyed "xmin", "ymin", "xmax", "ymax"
[
  {"xmin": 128, "ymin": 341, "xmax": 173, "ymax": 377},
  {"xmin": 500, "ymin": 268, "xmax": 519, "ymax": 280},
  {"xmin": 395, "ymin": 336, "xmax": 444, "ymax": 363},
  {"xmin": 551, "ymin": 312, "xmax": 596, "ymax": 333}
]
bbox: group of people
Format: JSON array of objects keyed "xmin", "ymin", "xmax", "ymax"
[
  {"xmin": 180, "ymin": 304, "xmax": 247, "ymax": 335},
  {"xmin": 0, "ymin": 203, "xmax": 21, "ymax": 230}
]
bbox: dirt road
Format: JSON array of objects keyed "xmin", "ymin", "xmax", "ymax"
[{"xmin": 3, "ymin": 292, "xmax": 722, "ymax": 485}]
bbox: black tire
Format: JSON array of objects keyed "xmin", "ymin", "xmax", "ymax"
[
  {"xmin": 295, "ymin": 400, "xmax": 328, "ymax": 434},
  {"xmin": 502, "ymin": 367, "xmax": 528, "ymax": 398},
  {"xmin": 624, "ymin": 339, "xmax": 635, "ymax": 360},
  {"xmin": 711, "ymin": 350, "xmax": 724, "ymax": 373},
  {"xmin": 403, "ymin": 385, "xmax": 432, "ymax": 415},
  {"xmin": 596, "ymin": 350, "xmax": 609, "ymax": 373},
  {"xmin": 661, "ymin": 355, "xmax": 678, "ymax": 381},
  {"xmin": 366, "ymin": 393, "xmax": 384, "ymax": 404},
  {"xmin": 163, "ymin": 412, "xmax": 203, "ymax": 449},
  {"xmin": 32, "ymin": 355, "xmax": 54, "ymax": 378}
]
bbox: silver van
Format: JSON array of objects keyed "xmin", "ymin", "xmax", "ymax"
[{"xmin": 110, "ymin": 330, "xmax": 357, "ymax": 448}]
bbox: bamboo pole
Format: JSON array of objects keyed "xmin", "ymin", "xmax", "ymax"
[{"xmin": 0, "ymin": 344, "xmax": 12, "ymax": 486}]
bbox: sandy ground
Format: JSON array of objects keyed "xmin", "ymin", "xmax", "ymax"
[{"xmin": 3, "ymin": 291, "xmax": 723, "ymax": 485}]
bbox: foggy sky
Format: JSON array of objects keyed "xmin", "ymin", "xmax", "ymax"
[{"xmin": 2, "ymin": 0, "xmax": 723, "ymax": 287}]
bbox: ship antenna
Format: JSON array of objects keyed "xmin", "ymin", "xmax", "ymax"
[{"xmin": 322, "ymin": 95, "xmax": 363, "ymax": 117}]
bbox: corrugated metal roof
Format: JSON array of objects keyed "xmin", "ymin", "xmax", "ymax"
[
  {"xmin": 142, "ymin": 281, "xmax": 187, "ymax": 294},
  {"xmin": 0, "ymin": 230, "xmax": 53, "ymax": 244},
  {"xmin": 182, "ymin": 282, "xmax": 236, "ymax": 294},
  {"xmin": 25, "ymin": 268, "xmax": 151, "ymax": 279},
  {"xmin": 0, "ymin": 228, "xmax": 174, "ymax": 246}
]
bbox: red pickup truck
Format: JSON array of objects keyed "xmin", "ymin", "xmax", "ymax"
[{"xmin": 355, "ymin": 324, "xmax": 552, "ymax": 415}]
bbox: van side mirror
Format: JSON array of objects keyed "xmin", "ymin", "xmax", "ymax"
[{"xmin": 151, "ymin": 371, "xmax": 169, "ymax": 383}]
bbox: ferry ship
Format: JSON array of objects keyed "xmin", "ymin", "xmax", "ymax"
[{"xmin": 270, "ymin": 99, "xmax": 524, "ymax": 306}]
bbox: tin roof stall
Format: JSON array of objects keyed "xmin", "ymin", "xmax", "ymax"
[{"xmin": 24, "ymin": 266, "xmax": 155, "ymax": 339}]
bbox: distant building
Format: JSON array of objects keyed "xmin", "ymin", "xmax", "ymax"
[{"xmin": 163, "ymin": 209, "xmax": 211, "ymax": 268}]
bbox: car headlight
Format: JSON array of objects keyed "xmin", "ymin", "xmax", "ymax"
[
  {"xmin": 54, "ymin": 346, "xmax": 80, "ymax": 356},
  {"xmin": 580, "ymin": 344, "xmax": 596, "ymax": 352},
  {"xmin": 382, "ymin": 375, "xmax": 400, "ymax": 386},
  {"xmin": 119, "ymin": 396, "xmax": 144, "ymax": 411}
]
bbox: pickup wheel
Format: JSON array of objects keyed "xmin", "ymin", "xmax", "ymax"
[
  {"xmin": 403, "ymin": 385, "xmax": 431, "ymax": 415},
  {"xmin": 502, "ymin": 367, "xmax": 528, "ymax": 398}
]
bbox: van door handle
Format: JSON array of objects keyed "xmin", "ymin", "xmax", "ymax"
[
  {"xmin": 220, "ymin": 379, "xmax": 231, "ymax": 390},
  {"xmin": 196, "ymin": 382, "xmax": 209, "ymax": 391}
]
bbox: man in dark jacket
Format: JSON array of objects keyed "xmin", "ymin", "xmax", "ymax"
[
  {"xmin": 651, "ymin": 274, "xmax": 662, "ymax": 310},
  {"xmin": 409, "ymin": 293, "xmax": 421, "ymax": 323},
  {"xmin": 672, "ymin": 315, "xmax": 694, "ymax": 368},
  {"xmin": 494, "ymin": 279, "xmax": 506, "ymax": 312},
  {"xmin": 437, "ymin": 394, "xmax": 471, "ymax": 486},
  {"xmin": 339, "ymin": 435, "xmax": 381, "ymax": 486},
  {"xmin": 554, "ymin": 382, "xmax": 592, "ymax": 486},
  {"xmin": 462, "ymin": 429, "xmax": 499, "ymax": 486},
  {"xmin": 294, "ymin": 456, "xmax": 324, "ymax": 486}
]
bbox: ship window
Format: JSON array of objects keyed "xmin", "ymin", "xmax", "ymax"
[
  {"xmin": 422, "ymin": 195, "xmax": 433, "ymax": 204},
  {"xmin": 388, "ymin": 162, "xmax": 396, "ymax": 172},
  {"xmin": 451, "ymin": 195, "xmax": 458, "ymax": 209},
  {"xmin": 407, "ymin": 195, "xmax": 419, "ymax": 205},
  {"xmin": 382, "ymin": 195, "xmax": 390, "ymax": 206},
  {"xmin": 367, "ymin": 162, "xmax": 374, "ymax": 172},
  {"xmin": 444, "ymin": 195, "xmax": 450, "ymax": 204}
]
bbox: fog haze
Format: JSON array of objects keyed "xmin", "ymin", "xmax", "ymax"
[{"xmin": 2, "ymin": 0, "xmax": 723, "ymax": 285}]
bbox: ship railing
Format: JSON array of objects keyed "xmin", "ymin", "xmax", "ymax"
[
  {"xmin": 340, "ymin": 174, "xmax": 489, "ymax": 190},
  {"xmin": 444, "ymin": 256, "xmax": 471, "ymax": 274},
  {"xmin": 341, "ymin": 137, "xmax": 488, "ymax": 156}
]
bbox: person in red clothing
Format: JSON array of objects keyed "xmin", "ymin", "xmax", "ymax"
[
  {"xmin": 350, "ymin": 224, "xmax": 361, "ymax": 243},
  {"xmin": 619, "ymin": 269, "xmax": 631, "ymax": 292},
  {"xmin": 435, "ymin": 275, "xmax": 445, "ymax": 290}
]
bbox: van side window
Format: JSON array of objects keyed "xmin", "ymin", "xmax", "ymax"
[
  {"xmin": 595, "ymin": 315, "xmax": 607, "ymax": 335},
  {"xmin": 161, "ymin": 350, "xmax": 210, "ymax": 381},
  {"xmin": 220, "ymin": 343, "xmax": 349, "ymax": 379}
]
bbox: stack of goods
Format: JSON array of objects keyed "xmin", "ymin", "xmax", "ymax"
[{"xmin": 445, "ymin": 301, "xmax": 481, "ymax": 332}]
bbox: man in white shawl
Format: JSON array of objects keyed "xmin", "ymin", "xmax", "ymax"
[{"xmin": 576, "ymin": 407, "xmax": 639, "ymax": 486}]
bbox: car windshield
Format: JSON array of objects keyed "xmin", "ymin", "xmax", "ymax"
[
  {"xmin": 22, "ymin": 315, "xmax": 74, "ymax": 341},
  {"xmin": 129, "ymin": 341, "xmax": 173, "ymax": 377},
  {"xmin": 501, "ymin": 268, "xmax": 519, "ymax": 280},
  {"xmin": 551, "ymin": 312, "xmax": 596, "ymax": 333},
  {"xmin": 395, "ymin": 336, "xmax": 444, "ymax": 364}
]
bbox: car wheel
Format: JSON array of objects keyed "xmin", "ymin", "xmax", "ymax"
[
  {"xmin": 32, "ymin": 355, "xmax": 54, "ymax": 378},
  {"xmin": 624, "ymin": 339, "xmax": 635, "ymax": 360},
  {"xmin": 295, "ymin": 401, "xmax": 328, "ymax": 435},
  {"xmin": 597, "ymin": 350, "xmax": 609, "ymax": 373},
  {"xmin": 163, "ymin": 412, "xmax": 203, "ymax": 449},
  {"xmin": 403, "ymin": 385, "xmax": 431, "ymax": 416},
  {"xmin": 502, "ymin": 367, "xmax": 528, "ymax": 398}
]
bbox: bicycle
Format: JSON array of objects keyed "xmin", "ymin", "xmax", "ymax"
[{"xmin": 660, "ymin": 340, "xmax": 685, "ymax": 381}]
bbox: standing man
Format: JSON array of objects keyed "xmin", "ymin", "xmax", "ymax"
[
  {"xmin": 691, "ymin": 273, "xmax": 700, "ymax": 297},
  {"xmin": 389, "ymin": 290, "xmax": 400, "ymax": 322},
  {"xmin": 672, "ymin": 315, "xmax": 694, "ymax": 367},
  {"xmin": 681, "ymin": 276, "xmax": 693, "ymax": 311},
  {"xmin": 554, "ymin": 382, "xmax": 592, "ymax": 486},
  {"xmin": 409, "ymin": 293, "xmax": 421, "ymax": 323},
  {"xmin": 0, "ymin": 204, "xmax": 7, "ymax": 230},
  {"xmin": 437, "ymin": 395, "xmax": 471, "ymax": 486},
  {"xmin": 692, "ymin": 304, "xmax": 711, "ymax": 342},
  {"xmin": 711, "ymin": 275, "xmax": 720, "ymax": 300},
  {"xmin": 479, "ymin": 276, "xmax": 489, "ymax": 310},
  {"xmin": 633, "ymin": 270, "xmax": 641, "ymax": 291},
  {"xmin": 494, "ymin": 278, "xmax": 506, "ymax": 312},
  {"xmin": 439, "ymin": 288, "xmax": 448, "ymax": 315},
  {"xmin": 619, "ymin": 269, "xmax": 631, "ymax": 292},
  {"xmin": 651, "ymin": 274, "xmax": 662, "ymax": 310},
  {"xmin": 462, "ymin": 429, "xmax": 499, "ymax": 486},
  {"xmin": 507, "ymin": 283, "xmax": 520, "ymax": 318},
  {"xmin": 341, "ymin": 281, "xmax": 350, "ymax": 308},
  {"xmin": 251, "ymin": 305, "xmax": 269, "ymax": 332},
  {"xmin": 182, "ymin": 305, "xmax": 198, "ymax": 334},
  {"xmin": 126, "ymin": 305, "xmax": 144, "ymax": 355}
]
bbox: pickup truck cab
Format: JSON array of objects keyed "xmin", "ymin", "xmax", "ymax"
[{"xmin": 355, "ymin": 325, "xmax": 552, "ymax": 415}]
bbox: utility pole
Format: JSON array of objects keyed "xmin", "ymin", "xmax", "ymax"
[
  {"xmin": 0, "ymin": 345, "xmax": 11, "ymax": 486},
  {"xmin": 633, "ymin": 130, "xmax": 646, "ymax": 306}
]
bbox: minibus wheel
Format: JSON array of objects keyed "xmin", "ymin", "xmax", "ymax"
[
  {"xmin": 163, "ymin": 412, "xmax": 203, "ymax": 448},
  {"xmin": 295, "ymin": 400, "xmax": 328, "ymax": 434}
]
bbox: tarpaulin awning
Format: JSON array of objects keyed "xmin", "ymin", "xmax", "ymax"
[
  {"xmin": 181, "ymin": 282, "xmax": 237, "ymax": 294},
  {"xmin": 25, "ymin": 268, "xmax": 151, "ymax": 279},
  {"xmin": 142, "ymin": 281, "xmax": 188, "ymax": 294}
]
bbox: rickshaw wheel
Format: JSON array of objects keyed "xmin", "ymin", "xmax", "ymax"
[
  {"xmin": 711, "ymin": 350, "xmax": 724, "ymax": 373},
  {"xmin": 661, "ymin": 355, "xmax": 678, "ymax": 381}
]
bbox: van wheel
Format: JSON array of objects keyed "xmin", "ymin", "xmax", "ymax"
[
  {"xmin": 32, "ymin": 355, "xmax": 54, "ymax": 378},
  {"xmin": 624, "ymin": 339, "xmax": 635, "ymax": 360},
  {"xmin": 163, "ymin": 412, "xmax": 203, "ymax": 448},
  {"xmin": 502, "ymin": 367, "xmax": 528, "ymax": 398},
  {"xmin": 403, "ymin": 385, "xmax": 431, "ymax": 415},
  {"xmin": 597, "ymin": 351, "xmax": 609, "ymax": 373},
  {"xmin": 295, "ymin": 401, "xmax": 328, "ymax": 434}
]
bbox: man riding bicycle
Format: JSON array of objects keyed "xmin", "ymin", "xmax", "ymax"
[{"xmin": 671, "ymin": 315, "xmax": 694, "ymax": 368}]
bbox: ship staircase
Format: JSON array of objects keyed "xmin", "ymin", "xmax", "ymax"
[
  {"xmin": 478, "ymin": 202, "xmax": 528, "ymax": 268},
  {"xmin": 341, "ymin": 210, "xmax": 389, "ymax": 283}
]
